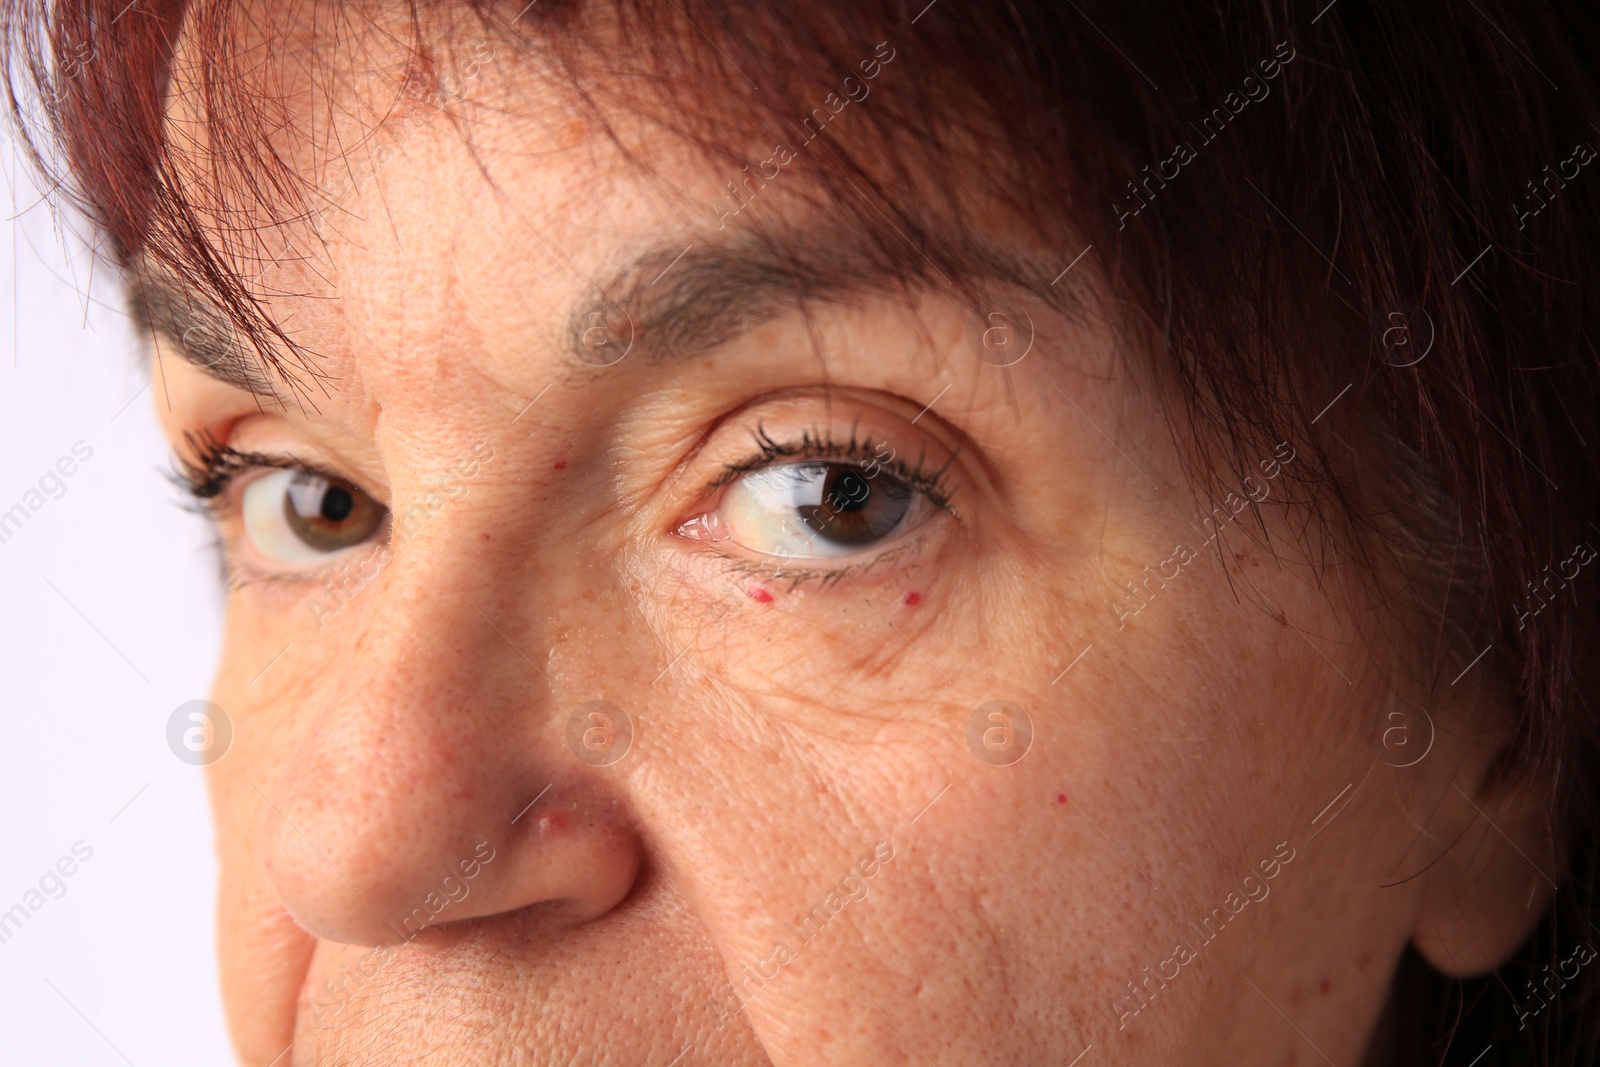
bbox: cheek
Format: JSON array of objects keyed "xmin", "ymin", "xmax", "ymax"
[
  {"xmin": 541, "ymin": 581, "xmax": 671, "ymax": 697},
  {"xmin": 636, "ymin": 544, "xmax": 963, "ymax": 732}
]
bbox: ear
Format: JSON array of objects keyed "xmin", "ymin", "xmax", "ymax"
[{"xmin": 1409, "ymin": 740, "xmax": 1557, "ymax": 977}]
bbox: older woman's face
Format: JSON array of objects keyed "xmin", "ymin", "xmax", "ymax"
[{"xmin": 150, "ymin": 15, "xmax": 1547, "ymax": 1067}]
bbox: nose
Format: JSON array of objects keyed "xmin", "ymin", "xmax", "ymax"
[{"xmin": 258, "ymin": 525, "xmax": 642, "ymax": 948}]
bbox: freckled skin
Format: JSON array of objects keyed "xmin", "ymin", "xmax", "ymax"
[{"xmin": 155, "ymin": 10, "xmax": 1554, "ymax": 1067}]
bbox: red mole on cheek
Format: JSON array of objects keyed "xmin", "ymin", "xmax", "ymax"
[
  {"xmin": 746, "ymin": 579, "xmax": 775, "ymax": 604},
  {"xmin": 554, "ymin": 460, "xmax": 568, "ymax": 470},
  {"xmin": 1054, "ymin": 791, "xmax": 1069, "ymax": 805},
  {"xmin": 901, "ymin": 590, "xmax": 922, "ymax": 607}
]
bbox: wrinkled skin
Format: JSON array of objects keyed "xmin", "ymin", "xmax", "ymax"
[{"xmin": 148, "ymin": 7, "xmax": 1553, "ymax": 1065}]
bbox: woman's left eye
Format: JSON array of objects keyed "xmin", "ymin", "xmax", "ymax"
[
  {"xmin": 240, "ymin": 468, "xmax": 388, "ymax": 563},
  {"xmin": 688, "ymin": 461, "xmax": 936, "ymax": 560}
]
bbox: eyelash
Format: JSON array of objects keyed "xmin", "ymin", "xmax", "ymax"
[
  {"xmin": 170, "ymin": 431, "xmax": 328, "ymax": 513},
  {"xmin": 713, "ymin": 421, "xmax": 960, "ymax": 508}
]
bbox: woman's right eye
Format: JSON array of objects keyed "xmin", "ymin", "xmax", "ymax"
[{"xmin": 239, "ymin": 468, "xmax": 388, "ymax": 563}]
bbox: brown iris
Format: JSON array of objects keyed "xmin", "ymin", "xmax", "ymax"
[
  {"xmin": 282, "ymin": 471, "xmax": 386, "ymax": 552},
  {"xmin": 795, "ymin": 464, "xmax": 912, "ymax": 546}
]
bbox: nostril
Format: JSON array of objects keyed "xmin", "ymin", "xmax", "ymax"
[
  {"xmin": 378, "ymin": 839, "xmax": 502, "ymax": 945},
  {"xmin": 406, "ymin": 892, "xmax": 595, "ymax": 952}
]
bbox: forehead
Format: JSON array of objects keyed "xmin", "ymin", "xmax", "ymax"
[{"xmin": 150, "ymin": 6, "xmax": 1066, "ymax": 419}]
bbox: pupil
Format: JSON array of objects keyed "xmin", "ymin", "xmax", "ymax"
[
  {"xmin": 321, "ymin": 486, "xmax": 354, "ymax": 522},
  {"xmin": 828, "ymin": 470, "xmax": 870, "ymax": 511}
]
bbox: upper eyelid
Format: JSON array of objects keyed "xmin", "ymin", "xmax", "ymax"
[{"xmin": 706, "ymin": 426, "xmax": 960, "ymax": 507}]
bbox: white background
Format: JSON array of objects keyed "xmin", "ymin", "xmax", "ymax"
[{"xmin": 0, "ymin": 137, "xmax": 235, "ymax": 1065}]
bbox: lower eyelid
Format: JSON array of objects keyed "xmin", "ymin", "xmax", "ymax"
[
  {"xmin": 689, "ymin": 518, "xmax": 939, "ymax": 591},
  {"xmin": 228, "ymin": 548, "xmax": 391, "ymax": 599}
]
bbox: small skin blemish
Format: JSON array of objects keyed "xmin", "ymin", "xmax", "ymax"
[
  {"xmin": 536, "ymin": 810, "xmax": 570, "ymax": 837},
  {"xmin": 747, "ymin": 579, "xmax": 775, "ymax": 604},
  {"xmin": 1054, "ymin": 791, "xmax": 1069, "ymax": 805},
  {"xmin": 902, "ymin": 590, "xmax": 922, "ymax": 608},
  {"xmin": 554, "ymin": 460, "xmax": 568, "ymax": 470},
  {"xmin": 1319, "ymin": 978, "xmax": 1331, "ymax": 995}
]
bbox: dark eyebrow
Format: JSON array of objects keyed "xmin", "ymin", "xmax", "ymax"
[
  {"xmin": 128, "ymin": 270, "xmax": 289, "ymax": 401},
  {"xmin": 565, "ymin": 231, "xmax": 985, "ymax": 368}
]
